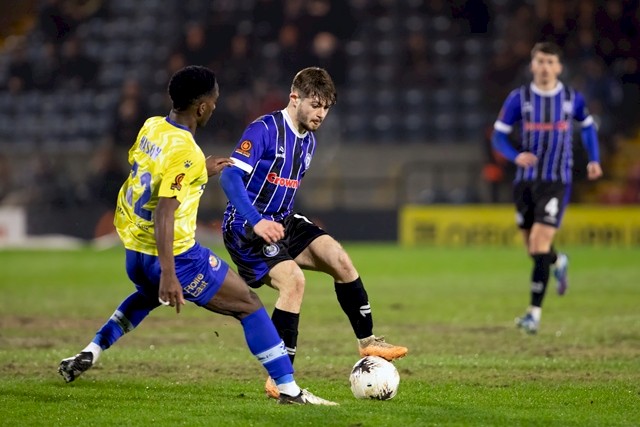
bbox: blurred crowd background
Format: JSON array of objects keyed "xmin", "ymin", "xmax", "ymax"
[{"xmin": 0, "ymin": 0, "xmax": 639, "ymax": 228}]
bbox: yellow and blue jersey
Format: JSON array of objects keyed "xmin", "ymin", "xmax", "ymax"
[{"xmin": 115, "ymin": 116, "xmax": 207, "ymax": 256}]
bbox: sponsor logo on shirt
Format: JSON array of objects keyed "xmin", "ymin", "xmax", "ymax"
[
  {"xmin": 171, "ymin": 173, "xmax": 185, "ymax": 190},
  {"xmin": 523, "ymin": 121, "xmax": 569, "ymax": 131},
  {"xmin": 267, "ymin": 172, "xmax": 298, "ymax": 188}
]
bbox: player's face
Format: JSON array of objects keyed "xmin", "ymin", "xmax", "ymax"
[
  {"xmin": 530, "ymin": 51, "xmax": 562, "ymax": 86},
  {"xmin": 197, "ymin": 86, "xmax": 219, "ymax": 128},
  {"xmin": 295, "ymin": 94, "xmax": 331, "ymax": 132}
]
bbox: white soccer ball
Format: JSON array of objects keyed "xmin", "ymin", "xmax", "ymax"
[{"xmin": 349, "ymin": 356, "xmax": 400, "ymax": 400}]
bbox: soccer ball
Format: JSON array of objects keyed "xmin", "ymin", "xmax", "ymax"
[{"xmin": 349, "ymin": 356, "xmax": 400, "ymax": 400}]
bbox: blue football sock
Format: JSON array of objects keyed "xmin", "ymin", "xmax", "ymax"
[
  {"xmin": 93, "ymin": 291, "xmax": 159, "ymax": 350},
  {"xmin": 241, "ymin": 307, "xmax": 294, "ymax": 381}
]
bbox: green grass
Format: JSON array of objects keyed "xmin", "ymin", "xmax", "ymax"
[{"xmin": 1, "ymin": 245, "xmax": 639, "ymax": 426}]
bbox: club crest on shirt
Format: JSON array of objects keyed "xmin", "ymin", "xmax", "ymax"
[
  {"xmin": 563, "ymin": 101, "xmax": 573, "ymax": 114},
  {"xmin": 235, "ymin": 140, "xmax": 252, "ymax": 157},
  {"xmin": 304, "ymin": 153, "xmax": 312, "ymax": 168},
  {"xmin": 171, "ymin": 173, "xmax": 185, "ymax": 190},
  {"xmin": 263, "ymin": 243, "xmax": 280, "ymax": 257}
]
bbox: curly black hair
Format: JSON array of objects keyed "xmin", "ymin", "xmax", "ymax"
[{"xmin": 168, "ymin": 65, "xmax": 218, "ymax": 111}]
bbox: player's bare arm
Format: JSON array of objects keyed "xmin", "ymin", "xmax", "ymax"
[
  {"xmin": 155, "ymin": 196, "xmax": 185, "ymax": 313},
  {"xmin": 254, "ymin": 219, "xmax": 285, "ymax": 244},
  {"xmin": 587, "ymin": 161, "xmax": 603, "ymax": 180},
  {"xmin": 514, "ymin": 152, "xmax": 538, "ymax": 168},
  {"xmin": 206, "ymin": 156, "xmax": 233, "ymax": 177}
]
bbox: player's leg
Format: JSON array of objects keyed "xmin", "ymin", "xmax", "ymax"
[
  {"xmin": 517, "ymin": 183, "xmax": 568, "ymax": 333},
  {"xmin": 59, "ymin": 250, "xmax": 161, "ymax": 382},
  {"xmin": 223, "ymin": 225, "xmax": 302, "ymax": 399},
  {"xmin": 200, "ymin": 259, "xmax": 336, "ymax": 405},
  {"xmin": 223, "ymin": 225, "xmax": 301, "ymax": 366},
  {"xmin": 517, "ymin": 222, "xmax": 557, "ymax": 332},
  {"xmin": 295, "ymin": 232, "xmax": 408, "ymax": 360}
]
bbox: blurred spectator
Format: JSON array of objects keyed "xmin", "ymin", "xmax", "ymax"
[
  {"xmin": 179, "ymin": 22, "xmax": 214, "ymax": 67},
  {"xmin": 400, "ymin": 31, "xmax": 435, "ymax": 86},
  {"xmin": 276, "ymin": 24, "xmax": 310, "ymax": 83},
  {"xmin": 538, "ymin": 0, "xmax": 575, "ymax": 47},
  {"xmin": 480, "ymin": 124, "xmax": 513, "ymax": 203},
  {"xmin": 307, "ymin": 31, "xmax": 347, "ymax": 87},
  {"xmin": 82, "ymin": 143, "xmax": 127, "ymax": 208},
  {"xmin": 109, "ymin": 78, "xmax": 149, "ymax": 163},
  {"xmin": 2, "ymin": 154, "xmax": 72, "ymax": 207},
  {"xmin": 36, "ymin": 0, "xmax": 104, "ymax": 46},
  {"xmin": 6, "ymin": 42, "xmax": 35, "ymax": 94},
  {"xmin": 297, "ymin": 0, "xmax": 356, "ymax": 46},
  {"xmin": 36, "ymin": 0, "xmax": 74, "ymax": 45},
  {"xmin": 58, "ymin": 35, "xmax": 98, "ymax": 89},
  {"xmin": 0, "ymin": 153, "xmax": 12, "ymax": 204},
  {"xmin": 252, "ymin": 0, "xmax": 284, "ymax": 43},
  {"xmin": 450, "ymin": 0, "xmax": 492, "ymax": 34},
  {"xmin": 617, "ymin": 57, "xmax": 640, "ymax": 135},
  {"xmin": 32, "ymin": 42, "xmax": 60, "ymax": 91}
]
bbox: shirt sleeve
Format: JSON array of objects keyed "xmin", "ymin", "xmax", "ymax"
[
  {"xmin": 229, "ymin": 120, "xmax": 268, "ymax": 174},
  {"xmin": 493, "ymin": 89, "xmax": 522, "ymax": 134},
  {"xmin": 573, "ymin": 91, "xmax": 594, "ymax": 127},
  {"xmin": 158, "ymin": 148, "xmax": 203, "ymax": 204}
]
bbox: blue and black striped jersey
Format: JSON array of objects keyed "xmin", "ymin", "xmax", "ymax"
[
  {"xmin": 222, "ymin": 109, "xmax": 316, "ymax": 230},
  {"xmin": 494, "ymin": 82, "xmax": 594, "ymax": 183}
]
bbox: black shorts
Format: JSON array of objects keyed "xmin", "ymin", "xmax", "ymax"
[
  {"xmin": 513, "ymin": 181, "xmax": 571, "ymax": 229},
  {"xmin": 223, "ymin": 213, "xmax": 327, "ymax": 288}
]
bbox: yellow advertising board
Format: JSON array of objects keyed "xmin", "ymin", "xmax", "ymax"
[{"xmin": 400, "ymin": 205, "xmax": 640, "ymax": 247}]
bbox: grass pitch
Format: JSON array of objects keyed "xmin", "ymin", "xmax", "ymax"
[{"xmin": 0, "ymin": 244, "xmax": 638, "ymax": 426}]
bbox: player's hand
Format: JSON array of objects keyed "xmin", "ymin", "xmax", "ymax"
[
  {"xmin": 253, "ymin": 219, "xmax": 285, "ymax": 244},
  {"xmin": 159, "ymin": 272, "xmax": 185, "ymax": 314},
  {"xmin": 587, "ymin": 161, "xmax": 603, "ymax": 180},
  {"xmin": 206, "ymin": 156, "xmax": 234, "ymax": 177},
  {"xmin": 515, "ymin": 152, "xmax": 538, "ymax": 168}
]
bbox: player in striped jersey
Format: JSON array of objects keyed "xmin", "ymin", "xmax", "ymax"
[
  {"xmin": 492, "ymin": 42, "xmax": 603, "ymax": 334},
  {"xmin": 57, "ymin": 66, "xmax": 336, "ymax": 405},
  {"xmin": 220, "ymin": 67, "xmax": 408, "ymax": 399}
]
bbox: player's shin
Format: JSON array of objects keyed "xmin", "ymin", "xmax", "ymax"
[
  {"xmin": 529, "ymin": 253, "xmax": 553, "ymax": 311},
  {"xmin": 92, "ymin": 291, "xmax": 158, "ymax": 357},
  {"xmin": 241, "ymin": 307, "xmax": 300, "ymax": 395},
  {"xmin": 334, "ymin": 277, "xmax": 373, "ymax": 339},
  {"xmin": 271, "ymin": 308, "xmax": 299, "ymax": 364}
]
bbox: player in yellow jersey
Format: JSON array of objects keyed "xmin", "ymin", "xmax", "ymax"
[{"xmin": 58, "ymin": 66, "xmax": 337, "ymax": 405}]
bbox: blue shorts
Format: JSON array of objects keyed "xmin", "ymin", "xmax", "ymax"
[{"xmin": 125, "ymin": 242, "xmax": 230, "ymax": 306}]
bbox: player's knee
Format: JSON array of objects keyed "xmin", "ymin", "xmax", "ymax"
[
  {"xmin": 244, "ymin": 290, "xmax": 262, "ymax": 312},
  {"xmin": 278, "ymin": 268, "xmax": 306, "ymax": 298}
]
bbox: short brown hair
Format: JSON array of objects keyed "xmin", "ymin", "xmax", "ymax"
[
  {"xmin": 291, "ymin": 67, "xmax": 337, "ymax": 107},
  {"xmin": 531, "ymin": 42, "xmax": 562, "ymax": 60}
]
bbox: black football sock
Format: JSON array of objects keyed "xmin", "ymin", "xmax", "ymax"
[
  {"xmin": 335, "ymin": 277, "xmax": 373, "ymax": 339},
  {"xmin": 530, "ymin": 253, "xmax": 553, "ymax": 307},
  {"xmin": 549, "ymin": 245, "xmax": 558, "ymax": 264},
  {"xmin": 271, "ymin": 308, "xmax": 299, "ymax": 364}
]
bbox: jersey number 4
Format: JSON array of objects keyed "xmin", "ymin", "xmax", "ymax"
[
  {"xmin": 125, "ymin": 161, "xmax": 153, "ymax": 221},
  {"xmin": 545, "ymin": 197, "xmax": 559, "ymax": 218}
]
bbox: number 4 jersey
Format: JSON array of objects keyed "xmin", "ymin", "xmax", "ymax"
[{"xmin": 115, "ymin": 116, "xmax": 208, "ymax": 256}]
